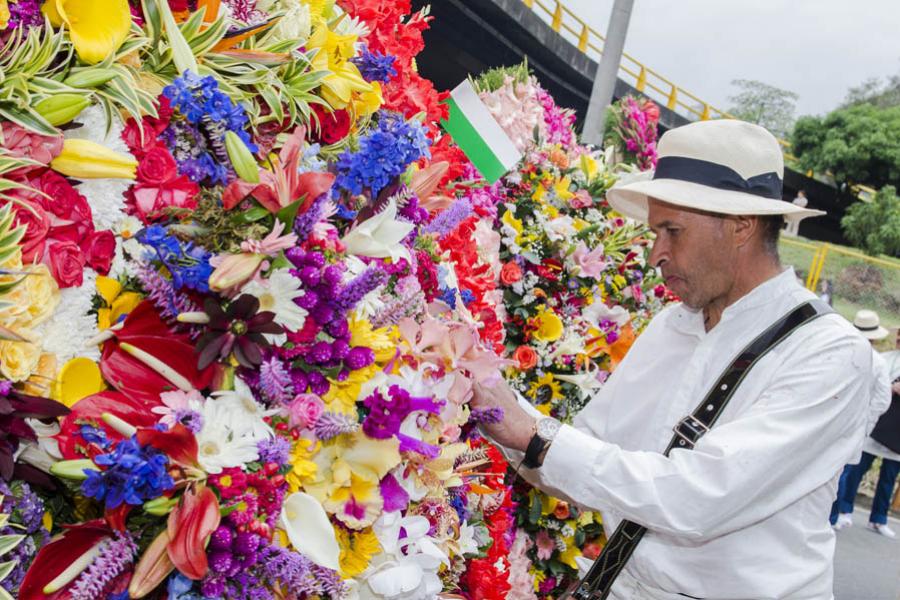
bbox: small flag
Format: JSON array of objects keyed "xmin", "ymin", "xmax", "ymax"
[{"xmin": 440, "ymin": 80, "xmax": 522, "ymax": 184}]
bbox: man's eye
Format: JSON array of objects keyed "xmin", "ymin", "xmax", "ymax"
[{"xmin": 667, "ymin": 228, "xmax": 679, "ymax": 236}]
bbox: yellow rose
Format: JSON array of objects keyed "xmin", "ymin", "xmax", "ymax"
[
  {"xmin": 0, "ymin": 334, "xmax": 41, "ymax": 382},
  {"xmin": 0, "ymin": 283, "xmax": 32, "ymax": 328},
  {"xmin": 24, "ymin": 264, "xmax": 60, "ymax": 326}
]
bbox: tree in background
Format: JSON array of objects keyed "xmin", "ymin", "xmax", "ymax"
[
  {"xmin": 727, "ymin": 79, "xmax": 799, "ymax": 139},
  {"xmin": 842, "ymin": 75, "xmax": 900, "ymax": 109},
  {"xmin": 792, "ymin": 104, "xmax": 900, "ymax": 190},
  {"xmin": 841, "ymin": 185, "xmax": 900, "ymax": 257}
]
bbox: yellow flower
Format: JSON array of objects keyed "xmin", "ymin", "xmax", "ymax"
[
  {"xmin": 52, "ymin": 357, "xmax": 104, "ymax": 407},
  {"xmin": 558, "ymin": 536, "xmax": 582, "ymax": 570},
  {"xmin": 553, "ymin": 175, "xmax": 575, "ymax": 201},
  {"xmin": 323, "ymin": 363, "xmax": 377, "ymax": 414},
  {"xmin": 0, "ymin": 333, "xmax": 41, "ymax": 382},
  {"xmin": 22, "ymin": 352, "xmax": 57, "ymax": 398},
  {"xmin": 528, "ymin": 373, "xmax": 563, "ymax": 403},
  {"xmin": 46, "ymin": 0, "xmax": 132, "ymax": 64},
  {"xmin": 352, "ymin": 80, "xmax": 383, "ymax": 117},
  {"xmin": 0, "ymin": 1, "xmax": 9, "ymax": 29},
  {"xmin": 336, "ymin": 526, "xmax": 381, "ymax": 578},
  {"xmin": 96, "ymin": 276, "xmax": 141, "ymax": 330},
  {"xmin": 349, "ymin": 315, "xmax": 396, "ymax": 363},
  {"xmin": 580, "ymin": 153, "xmax": 599, "ymax": 180},
  {"xmin": 321, "ymin": 61, "xmax": 374, "ymax": 110},
  {"xmin": 23, "ymin": 264, "xmax": 60, "ymax": 327},
  {"xmin": 286, "ymin": 437, "xmax": 320, "ymax": 492},
  {"xmin": 577, "ymin": 510, "xmax": 596, "ymax": 527},
  {"xmin": 533, "ymin": 306, "xmax": 564, "ymax": 343},
  {"xmin": 501, "ymin": 209, "xmax": 524, "ymax": 244},
  {"xmin": 302, "ymin": 0, "xmax": 336, "ymax": 20}
]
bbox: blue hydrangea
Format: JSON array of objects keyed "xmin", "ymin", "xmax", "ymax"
[
  {"xmin": 138, "ymin": 225, "xmax": 214, "ymax": 293},
  {"xmin": 352, "ymin": 46, "xmax": 398, "ymax": 83},
  {"xmin": 335, "ymin": 111, "xmax": 431, "ymax": 197},
  {"xmin": 81, "ymin": 437, "xmax": 175, "ymax": 510}
]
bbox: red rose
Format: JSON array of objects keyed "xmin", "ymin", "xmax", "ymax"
[
  {"xmin": 45, "ymin": 240, "xmax": 86, "ymax": 288},
  {"xmin": 310, "ymin": 104, "xmax": 352, "ymax": 145},
  {"xmin": 137, "ymin": 147, "xmax": 178, "ymax": 184},
  {"xmin": 130, "ymin": 176, "xmax": 199, "ymax": 222},
  {"xmin": 85, "ymin": 230, "xmax": 116, "ymax": 275},
  {"xmin": 7, "ymin": 198, "xmax": 50, "ymax": 262},
  {"xmin": 38, "ymin": 170, "xmax": 83, "ymax": 219},
  {"xmin": 512, "ymin": 346, "xmax": 538, "ymax": 370},
  {"xmin": 498, "ymin": 261, "xmax": 522, "ymax": 285}
]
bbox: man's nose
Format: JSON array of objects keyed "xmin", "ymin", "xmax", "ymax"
[{"xmin": 649, "ymin": 240, "xmax": 667, "ymax": 269}]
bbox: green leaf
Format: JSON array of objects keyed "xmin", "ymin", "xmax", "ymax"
[
  {"xmin": 233, "ymin": 205, "xmax": 269, "ymax": 225},
  {"xmin": 276, "ymin": 198, "xmax": 303, "ymax": 230},
  {"xmin": 158, "ymin": 0, "xmax": 199, "ymax": 75},
  {"xmin": 0, "ymin": 535, "xmax": 24, "ymax": 557},
  {"xmin": 528, "ymin": 495, "xmax": 543, "ymax": 525},
  {"xmin": 0, "ymin": 104, "xmax": 57, "ymax": 136},
  {"xmin": 141, "ymin": 0, "xmax": 162, "ymax": 45}
]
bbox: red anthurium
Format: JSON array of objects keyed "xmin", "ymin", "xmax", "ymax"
[
  {"xmin": 56, "ymin": 391, "xmax": 157, "ymax": 460},
  {"xmin": 136, "ymin": 423, "xmax": 199, "ymax": 468},
  {"xmin": 19, "ymin": 519, "xmax": 111, "ymax": 600},
  {"xmin": 222, "ymin": 126, "xmax": 335, "ymax": 212},
  {"xmin": 167, "ymin": 484, "xmax": 220, "ymax": 580},
  {"xmin": 100, "ymin": 301, "xmax": 214, "ymax": 405}
]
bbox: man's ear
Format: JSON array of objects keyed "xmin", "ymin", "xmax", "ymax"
[{"xmin": 730, "ymin": 215, "xmax": 758, "ymax": 248}]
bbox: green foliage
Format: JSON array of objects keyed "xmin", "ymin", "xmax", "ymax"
[
  {"xmin": 842, "ymin": 75, "xmax": 900, "ymax": 109},
  {"xmin": 792, "ymin": 104, "xmax": 900, "ymax": 189},
  {"xmin": 472, "ymin": 61, "xmax": 531, "ymax": 93},
  {"xmin": 727, "ymin": 79, "xmax": 798, "ymax": 139},
  {"xmin": 841, "ymin": 185, "xmax": 900, "ymax": 257}
]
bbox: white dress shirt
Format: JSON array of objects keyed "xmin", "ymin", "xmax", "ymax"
[
  {"xmin": 863, "ymin": 351, "xmax": 898, "ymax": 460},
  {"xmin": 514, "ymin": 269, "xmax": 874, "ymax": 600}
]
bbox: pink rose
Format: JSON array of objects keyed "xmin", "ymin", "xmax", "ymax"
[
  {"xmin": 569, "ymin": 189, "xmax": 593, "ymax": 209},
  {"xmin": 130, "ymin": 176, "xmax": 199, "ymax": 223},
  {"xmin": 45, "ymin": 240, "xmax": 86, "ymax": 288},
  {"xmin": 85, "ymin": 230, "xmax": 116, "ymax": 275},
  {"xmin": 137, "ymin": 147, "xmax": 178, "ymax": 184},
  {"xmin": 286, "ymin": 393, "xmax": 325, "ymax": 429},
  {"xmin": 1, "ymin": 122, "xmax": 63, "ymax": 168}
]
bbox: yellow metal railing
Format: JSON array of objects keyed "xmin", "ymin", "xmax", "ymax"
[
  {"xmin": 523, "ymin": 0, "xmax": 794, "ymax": 153},
  {"xmin": 781, "ymin": 236, "xmax": 900, "ymax": 294}
]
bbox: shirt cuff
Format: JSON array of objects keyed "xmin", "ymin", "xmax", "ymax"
[{"xmin": 540, "ymin": 423, "xmax": 608, "ymax": 505}]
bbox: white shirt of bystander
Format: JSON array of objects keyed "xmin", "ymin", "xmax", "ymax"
[{"xmin": 508, "ymin": 268, "xmax": 874, "ymax": 600}]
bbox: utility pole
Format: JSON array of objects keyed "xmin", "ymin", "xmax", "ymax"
[{"xmin": 582, "ymin": 0, "xmax": 635, "ymax": 146}]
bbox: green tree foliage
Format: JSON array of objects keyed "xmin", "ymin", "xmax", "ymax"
[
  {"xmin": 727, "ymin": 79, "xmax": 799, "ymax": 139},
  {"xmin": 842, "ymin": 75, "xmax": 900, "ymax": 109},
  {"xmin": 792, "ymin": 104, "xmax": 900, "ymax": 189},
  {"xmin": 841, "ymin": 185, "xmax": 900, "ymax": 257}
]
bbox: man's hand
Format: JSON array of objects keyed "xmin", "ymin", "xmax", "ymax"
[
  {"xmin": 893, "ymin": 381, "xmax": 900, "ymax": 396},
  {"xmin": 471, "ymin": 379, "xmax": 537, "ymax": 452}
]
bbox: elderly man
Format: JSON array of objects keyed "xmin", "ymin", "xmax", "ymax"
[{"xmin": 473, "ymin": 120, "xmax": 876, "ymax": 599}]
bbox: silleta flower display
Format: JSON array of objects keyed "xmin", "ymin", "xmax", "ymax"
[{"xmin": 0, "ymin": 1, "xmax": 668, "ymax": 599}]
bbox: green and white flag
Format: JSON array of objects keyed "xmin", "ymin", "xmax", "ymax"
[{"xmin": 440, "ymin": 80, "xmax": 522, "ymax": 184}]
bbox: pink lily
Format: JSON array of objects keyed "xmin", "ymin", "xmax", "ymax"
[{"xmin": 571, "ymin": 242, "xmax": 608, "ymax": 279}]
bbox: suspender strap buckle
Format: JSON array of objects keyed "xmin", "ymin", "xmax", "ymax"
[{"xmin": 672, "ymin": 415, "xmax": 709, "ymax": 448}]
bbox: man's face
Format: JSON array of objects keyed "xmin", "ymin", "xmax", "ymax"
[{"xmin": 647, "ymin": 199, "xmax": 738, "ymax": 310}]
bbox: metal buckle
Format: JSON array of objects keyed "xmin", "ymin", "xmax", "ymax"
[{"xmin": 673, "ymin": 415, "xmax": 710, "ymax": 447}]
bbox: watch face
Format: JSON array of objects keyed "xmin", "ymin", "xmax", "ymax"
[{"xmin": 536, "ymin": 418, "xmax": 561, "ymax": 442}]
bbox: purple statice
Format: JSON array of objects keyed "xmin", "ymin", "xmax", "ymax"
[
  {"xmin": 334, "ymin": 266, "xmax": 387, "ymax": 315},
  {"xmin": 256, "ymin": 436, "xmax": 291, "ymax": 466},
  {"xmin": 422, "ymin": 198, "xmax": 472, "ymax": 238},
  {"xmin": 352, "ymin": 45, "xmax": 398, "ymax": 83},
  {"xmin": 69, "ymin": 533, "xmax": 137, "ymax": 600},
  {"xmin": 136, "ymin": 263, "xmax": 200, "ymax": 332},
  {"xmin": 362, "ymin": 385, "xmax": 444, "ymax": 457},
  {"xmin": 81, "ymin": 437, "xmax": 175, "ymax": 509},
  {"xmin": 6, "ymin": 0, "xmax": 42, "ymax": 30},
  {"xmin": 259, "ymin": 541, "xmax": 347, "ymax": 597},
  {"xmin": 335, "ymin": 110, "xmax": 431, "ymax": 197},
  {"xmin": 258, "ymin": 356, "xmax": 293, "ymax": 404},
  {"xmin": 314, "ymin": 411, "xmax": 359, "ymax": 441},
  {"xmin": 161, "ymin": 71, "xmax": 257, "ymax": 185}
]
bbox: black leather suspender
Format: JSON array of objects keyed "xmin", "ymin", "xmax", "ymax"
[{"xmin": 561, "ymin": 299, "xmax": 833, "ymax": 600}]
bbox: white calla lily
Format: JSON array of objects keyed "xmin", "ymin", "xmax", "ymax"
[
  {"xmin": 279, "ymin": 492, "xmax": 342, "ymax": 571},
  {"xmin": 341, "ymin": 200, "xmax": 414, "ymax": 262}
]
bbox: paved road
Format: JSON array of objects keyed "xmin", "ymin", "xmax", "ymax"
[{"xmin": 834, "ymin": 513, "xmax": 900, "ymax": 600}]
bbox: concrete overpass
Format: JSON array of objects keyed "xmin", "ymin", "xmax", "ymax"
[{"xmin": 412, "ymin": 0, "xmax": 851, "ymax": 243}]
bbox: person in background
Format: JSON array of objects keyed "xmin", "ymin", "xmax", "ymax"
[
  {"xmin": 818, "ymin": 279, "xmax": 833, "ymax": 307},
  {"xmin": 831, "ymin": 310, "xmax": 896, "ymax": 535},
  {"xmin": 784, "ymin": 190, "xmax": 809, "ymax": 236}
]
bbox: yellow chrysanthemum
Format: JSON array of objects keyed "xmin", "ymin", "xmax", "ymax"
[
  {"xmin": 528, "ymin": 373, "xmax": 564, "ymax": 404},
  {"xmin": 532, "ymin": 306, "xmax": 564, "ymax": 343},
  {"xmin": 348, "ymin": 315, "xmax": 396, "ymax": 363},
  {"xmin": 286, "ymin": 437, "xmax": 320, "ymax": 492},
  {"xmin": 336, "ymin": 526, "xmax": 381, "ymax": 578},
  {"xmin": 46, "ymin": 0, "xmax": 132, "ymax": 64}
]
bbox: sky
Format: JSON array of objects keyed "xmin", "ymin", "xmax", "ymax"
[{"xmin": 564, "ymin": 0, "xmax": 900, "ymax": 117}]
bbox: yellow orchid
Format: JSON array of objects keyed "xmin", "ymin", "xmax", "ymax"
[
  {"xmin": 323, "ymin": 363, "xmax": 378, "ymax": 414},
  {"xmin": 558, "ymin": 535, "xmax": 583, "ymax": 570},
  {"xmin": 501, "ymin": 209, "xmax": 524, "ymax": 244},
  {"xmin": 44, "ymin": 0, "xmax": 132, "ymax": 64},
  {"xmin": 96, "ymin": 276, "xmax": 142, "ymax": 330}
]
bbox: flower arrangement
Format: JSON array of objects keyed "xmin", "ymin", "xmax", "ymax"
[
  {"xmin": 0, "ymin": 4, "xmax": 667, "ymax": 600},
  {"xmin": 605, "ymin": 95, "xmax": 661, "ymax": 170}
]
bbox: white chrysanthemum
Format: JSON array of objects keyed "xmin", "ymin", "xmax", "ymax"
[
  {"xmin": 109, "ymin": 217, "xmax": 145, "ymax": 278},
  {"xmin": 195, "ymin": 397, "xmax": 265, "ymax": 474},
  {"xmin": 209, "ymin": 377, "xmax": 278, "ymax": 441},
  {"xmin": 65, "ymin": 105, "xmax": 133, "ymax": 231},
  {"xmin": 240, "ymin": 269, "xmax": 307, "ymax": 342},
  {"xmin": 35, "ymin": 269, "xmax": 100, "ymax": 363}
]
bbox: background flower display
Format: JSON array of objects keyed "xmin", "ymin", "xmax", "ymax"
[{"xmin": 0, "ymin": 2, "xmax": 667, "ymax": 599}]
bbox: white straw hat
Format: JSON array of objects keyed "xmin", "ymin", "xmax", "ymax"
[
  {"xmin": 607, "ymin": 120, "xmax": 826, "ymax": 224},
  {"xmin": 853, "ymin": 309, "xmax": 889, "ymax": 340}
]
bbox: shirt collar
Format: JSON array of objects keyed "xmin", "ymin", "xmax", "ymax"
[{"xmin": 669, "ymin": 268, "xmax": 801, "ymax": 338}]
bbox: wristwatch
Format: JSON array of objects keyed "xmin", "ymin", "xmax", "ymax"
[{"xmin": 523, "ymin": 417, "xmax": 561, "ymax": 469}]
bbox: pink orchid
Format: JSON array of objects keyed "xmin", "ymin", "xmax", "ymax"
[
  {"xmin": 222, "ymin": 126, "xmax": 335, "ymax": 213},
  {"xmin": 571, "ymin": 242, "xmax": 607, "ymax": 279}
]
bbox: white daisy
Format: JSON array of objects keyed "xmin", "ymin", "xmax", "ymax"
[
  {"xmin": 209, "ymin": 377, "xmax": 277, "ymax": 441},
  {"xmin": 240, "ymin": 268, "xmax": 307, "ymax": 341},
  {"xmin": 195, "ymin": 397, "xmax": 264, "ymax": 474}
]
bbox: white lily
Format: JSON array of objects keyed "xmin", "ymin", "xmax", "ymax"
[
  {"xmin": 555, "ymin": 361, "xmax": 606, "ymax": 400},
  {"xmin": 341, "ymin": 199, "xmax": 413, "ymax": 263},
  {"xmin": 280, "ymin": 492, "xmax": 341, "ymax": 571},
  {"xmin": 582, "ymin": 301, "xmax": 631, "ymax": 330}
]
